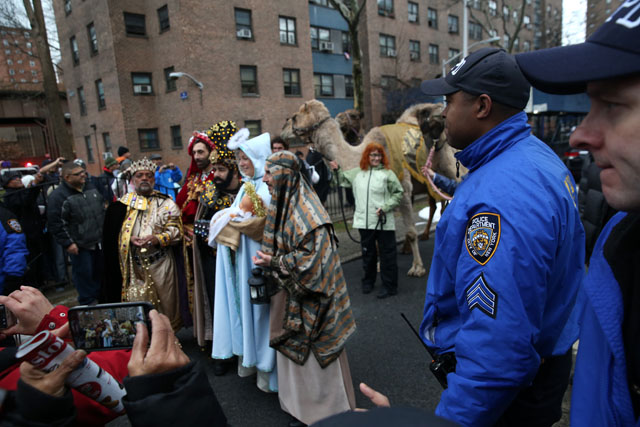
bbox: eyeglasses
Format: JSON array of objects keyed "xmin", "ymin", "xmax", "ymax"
[
  {"xmin": 369, "ymin": 153, "xmax": 382, "ymax": 158},
  {"xmin": 70, "ymin": 171, "xmax": 86, "ymax": 176}
]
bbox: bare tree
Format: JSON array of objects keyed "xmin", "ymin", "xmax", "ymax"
[
  {"xmin": 0, "ymin": 0, "xmax": 72, "ymax": 158},
  {"xmin": 328, "ymin": 0, "xmax": 366, "ymax": 113}
]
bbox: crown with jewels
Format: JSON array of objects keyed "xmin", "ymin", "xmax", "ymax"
[
  {"xmin": 129, "ymin": 157, "xmax": 157, "ymax": 175},
  {"xmin": 206, "ymin": 120, "xmax": 238, "ymax": 167}
]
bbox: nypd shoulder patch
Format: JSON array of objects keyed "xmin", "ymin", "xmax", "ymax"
[
  {"xmin": 465, "ymin": 212, "xmax": 501, "ymax": 265},
  {"xmin": 6, "ymin": 219, "xmax": 22, "ymax": 233},
  {"xmin": 465, "ymin": 273, "xmax": 498, "ymax": 318}
]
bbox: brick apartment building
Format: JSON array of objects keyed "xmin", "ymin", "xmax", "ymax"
[
  {"xmin": 53, "ymin": 0, "xmax": 562, "ymax": 175},
  {"xmin": 0, "ymin": 26, "xmax": 68, "ymax": 164}
]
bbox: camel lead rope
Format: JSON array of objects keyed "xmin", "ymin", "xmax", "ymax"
[{"xmin": 425, "ymin": 146, "xmax": 453, "ymax": 201}]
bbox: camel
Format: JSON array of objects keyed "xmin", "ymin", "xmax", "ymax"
[
  {"xmin": 335, "ymin": 109, "xmax": 364, "ymax": 146},
  {"xmin": 281, "ymin": 99, "xmax": 463, "ymax": 277}
]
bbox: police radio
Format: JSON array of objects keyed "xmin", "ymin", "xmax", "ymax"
[{"xmin": 400, "ymin": 313, "xmax": 456, "ymax": 389}]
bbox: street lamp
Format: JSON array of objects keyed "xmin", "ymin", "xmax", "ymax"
[
  {"xmin": 169, "ymin": 71, "xmax": 204, "ymax": 105},
  {"xmin": 441, "ymin": 36, "xmax": 501, "ymax": 78}
]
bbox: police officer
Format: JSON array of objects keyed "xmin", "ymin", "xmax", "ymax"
[
  {"xmin": 0, "ymin": 203, "xmax": 28, "ymax": 295},
  {"xmin": 517, "ymin": 5, "xmax": 640, "ymax": 425},
  {"xmin": 358, "ymin": 49, "xmax": 585, "ymax": 426}
]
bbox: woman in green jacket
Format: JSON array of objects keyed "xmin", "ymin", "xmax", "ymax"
[{"xmin": 330, "ymin": 143, "xmax": 404, "ymax": 298}]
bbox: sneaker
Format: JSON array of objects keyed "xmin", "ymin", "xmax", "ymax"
[{"xmin": 376, "ymin": 289, "xmax": 397, "ymax": 299}]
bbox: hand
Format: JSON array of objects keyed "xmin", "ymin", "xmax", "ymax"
[
  {"xmin": 328, "ymin": 160, "xmax": 339, "ymax": 171},
  {"xmin": 128, "ymin": 310, "xmax": 189, "ymax": 377},
  {"xmin": 66, "ymin": 243, "xmax": 79, "ymax": 255},
  {"xmin": 0, "ymin": 286, "xmax": 54, "ymax": 337},
  {"xmin": 132, "ymin": 235, "xmax": 159, "ymax": 247},
  {"xmin": 167, "ymin": 163, "xmax": 175, "ymax": 169},
  {"xmin": 183, "ymin": 225, "xmax": 194, "ymax": 243},
  {"xmin": 252, "ymin": 250, "xmax": 272, "ymax": 267},
  {"xmin": 20, "ymin": 349, "xmax": 87, "ymax": 397},
  {"xmin": 376, "ymin": 208, "xmax": 384, "ymax": 217},
  {"xmin": 359, "ymin": 382, "xmax": 390, "ymax": 408},
  {"xmin": 421, "ymin": 165, "xmax": 435, "ymax": 179}
]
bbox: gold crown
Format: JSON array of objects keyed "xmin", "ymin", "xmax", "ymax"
[{"xmin": 129, "ymin": 157, "xmax": 157, "ymax": 175}]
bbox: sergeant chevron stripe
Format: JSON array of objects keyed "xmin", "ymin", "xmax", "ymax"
[{"xmin": 465, "ymin": 274, "xmax": 498, "ymax": 318}]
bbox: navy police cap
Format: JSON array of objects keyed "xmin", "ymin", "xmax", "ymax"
[
  {"xmin": 420, "ymin": 47, "xmax": 531, "ymax": 110},
  {"xmin": 516, "ymin": 2, "xmax": 640, "ymax": 94}
]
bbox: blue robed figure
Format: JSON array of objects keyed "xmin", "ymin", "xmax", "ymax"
[{"xmin": 210, "ymin": 130, "xmax": 277, "ymax": 393}]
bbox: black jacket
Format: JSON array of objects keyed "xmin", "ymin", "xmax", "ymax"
[{"xmin": 47, "ymin": 181, "xmax": 106, "ymax": 250}]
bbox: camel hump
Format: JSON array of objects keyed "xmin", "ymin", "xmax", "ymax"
[{"xmin": 379, "ymin": 123, "xmax": 427, "ymax": 183}]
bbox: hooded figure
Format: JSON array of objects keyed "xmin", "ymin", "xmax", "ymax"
[{"xmin": 211, "ymin": 130, "xmax": 277, "ymax": 393}]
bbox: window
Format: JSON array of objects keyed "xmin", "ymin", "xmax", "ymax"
[
  {"xmin": 342, "ymin": 31, "xmax": 351, "ymax": 53},
  {"xmin": 26, "ymin": 42, "xmax": 31, "ymax": 48},
  {"xmin": 240, "ymin": 65, "xmax": 258, "ymax": 95},
  {"xmin": 85, "ymin": 135, "xmax": 95, "ymax": 163},
  {"xmin": 313, "ymin": 74, "xmax": 333, "ymax": 97},
  {"xmin": 449, "ymin": 48, "xmax": 460, "ymax": 59},
  {"xmin": 513, "ymin": 37, "xmax": 520, "ymax": 52},
  {"xmin": 380, "ymin": 75, "xmax": 398, "ymax": 90},
  {"xmin": 524, "ymin": 15, "xmax": 531, "ymax": 28},
  {"xmin": 429, "ymin": 44, "xmax": 439, "ymax": 64},
  {"xmin": 124, "ymin": 12, "xmax": 146, "ymax": 36},
  {"xmin": 428, "ymin": 8, "xmax": 438, "ymax": 29},
  {"xmin": 6, "ymin": 59, "xmax": 12, "ymax": 65},
  {"xmin": 64, "ymin": 0, "xmax": 71, "ymax": 15},
  {"xmin": 409, "ymin": 40, "xmax": 420, "ymax": 61},
  {"xmin": 164, "ymin": 66, "xmax": 176, "ymax": 92},
  {"xmin": 235, "ymin": 8, "xmax": 252, "ymax": 39},
  {"xmin": 469, "ymin": 21, "xmax": 482, "ymax": 40},
  {"xmin": 513, "ymin": 10, "xmax": 518, "ymax": 21},
  {"xmin": 344, "ymin": 75, "xmax": 353, "ymax": 98},
  {"xmin": 8, "ymin": 69, "xmax": 15, "ymax": 75},
  {"xmin": 245, "ymin": 121, "xmax": 262, "ymax": 138},
  {"xmin": 29, "ymin": 60, "xmax": 35, "ymax": 67},
  {"xmin": 4, "ymin": 49, "xmax": 10, "ymax": 55},
  {"xmin": 408, "ymin": 2, "xmax": 419, "ymax": 23},
  {"xmin": 77, "ymin": 86, "xmax": 86, "ymax": 115},
  {"xmin": 503, "ymin": 5, "xmax": 509, "ymax": 20},
  {"xmin": 132, "ymin": 72, "xmax": 153, "ymax": 95},
  {"xmin": 489, "ymin": 0, "xmax": 497, "ymax": 16},
  {"xmin": 283, "ymin": 68, "xmax": 301, "ymax": 96},
  {"xmin": 279, "ymin": 16, "xmax": 296, "ymax": 45},
  {"xmin": 171, "ymin": 125, "xmax": 182, "ymax": 148},
  {"xmin": 95, "ymin": 79, "xmax": 105, "ymax": 109},
  {"xmin": 448, "ymin": 15, "xmax": 459, "ymax": 33},
  {"xmin": 523, "ymin": 40, "xmax": 531, "ymax": 51},
  {"xmin": 377, "ymin": 0, "xmax": 393, "ymax": 16},
  {"xmin": 310, "ymin": 26, "xmax": 330, "ymax": 50},
  {"xmin": 157, "ymin": 5, "xmax": 170, "ymax": 32},
  {"xmin": 87, "ymin": 22, "xmax": 98, "ymax": 55},
  {"xmin": 379, "ymin": 33, "xmax": 396, "ymax": 57},
  {"xmin": 139, "ymin": 128, "xmax": 160, "ymax": 150},
  {"xmin": 503, "ymin": 34, "xmax": 510, "ymax": 49},
  {"xmin": 310, "ymin": 0, "xmax": 334, "ymax": 6},
  {"xmin": 470, "ymin": 0, "xmax": 481, "ymax": 9},
  {"xmin": 70, "ymin": 36, "xmax": 79, "ymax": 65},
  {"xmin": 102, "ymin": 132, "xmax": 112, "ymax": 152}
]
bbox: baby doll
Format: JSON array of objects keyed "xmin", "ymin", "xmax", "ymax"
[{"xmin": 207, "ymin": 182, "xmax": 266, "ymax": 248}]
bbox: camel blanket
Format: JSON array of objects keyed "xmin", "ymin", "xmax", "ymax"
[
  {"xmin": 214, "ymin": 216, "xmax": 266, "ymax": 251},
  {"xmin": 379, "ymin": 123, "xmax": 450, "ymax": 202}
]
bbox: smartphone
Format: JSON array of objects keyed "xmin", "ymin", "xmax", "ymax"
[
  {"xmin": 0, "ymin": 304, "xmax": 17, "ymax": 330},
  {"xmin": 68, "ymin": 302, "xmax": 153, "ymax": 351}
]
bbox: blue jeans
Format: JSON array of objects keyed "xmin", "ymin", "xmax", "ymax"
[{"xmin": 69, "ymin": 248, "xmax": 102, "ymax": 305}]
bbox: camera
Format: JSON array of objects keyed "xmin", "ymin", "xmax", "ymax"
[
  {"xmin": 68, "ymin": 302, "xmax": 152, "ymax": 351},
  {"xmin": 0, "ymin": 304, "xmax": 17, "ymax": 330}
]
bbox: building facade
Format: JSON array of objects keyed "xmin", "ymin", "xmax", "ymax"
[
  {"xmin": 586, "ymin": 0, "xmax": 623, "ymax": 38},
  {"xmin": 53, "ymin": 0, "xmax": 562, "ymax": 174}
]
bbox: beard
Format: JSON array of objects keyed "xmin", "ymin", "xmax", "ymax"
[
  {"xmin": 195, "ymin": 158, "xmax": 210, "ymax": 170},
  {"xmin": 214, "ymin": 169, "xmax": 236, "ymax": 191}
]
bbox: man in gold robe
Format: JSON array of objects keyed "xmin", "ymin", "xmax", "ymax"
[{"xmin": 116, "ymin": 157, "xmax": 183, "ymax": 330}]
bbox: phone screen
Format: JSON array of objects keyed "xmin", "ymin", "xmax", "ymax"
[{"xmin": 68, "ymin": 302, "xmax": 152, "ymax": 351}]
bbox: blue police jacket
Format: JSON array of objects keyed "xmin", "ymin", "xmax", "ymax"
[
  {"xmin": 0, "ymin": 205, "xmax": 28, "ymax": 294},
  {"xmin": 571, "ymin": 212, "xmax": 639, "ymax": 426},
  {"xmin": 155, "ymin": 166, "xmax": 183, "ymax": 200},
  {"xmin": 419, "ymin": 112, "xmax": 585, "ymax": 426}
]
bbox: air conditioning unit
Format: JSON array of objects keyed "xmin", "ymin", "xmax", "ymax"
[
  {"xmin": 134, "ymin": 84, "xmax": 152, "ymax": 94},
  {"xmin": 410, "ymin": 51, "xmax": 419, "ymax": 60},
  {"xmin": 387, "ymin": 49, "xmax": 397, "ymax": 57},
  {"xmin": 103, "ymin": 152, "xmax": 114, "ymax": 160},
  {"xmin": 237, "ymin": 28, "xmax": 252, "ymax": 39},
  {"xmin": 448, "ymin": 25, "xmax": 457, "ymax": 32},
  {"xmin": 319, "ymin": 41, "xmax": 334, "ymax": 52}
]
